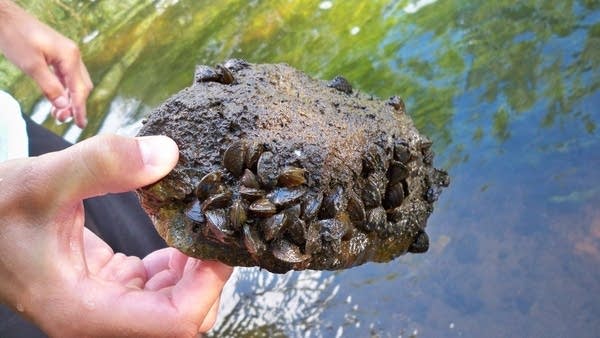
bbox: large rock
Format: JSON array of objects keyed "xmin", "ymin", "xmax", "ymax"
[{"xmin": 136, "ymin": 60, "xmax": 449, "ymax": 273}]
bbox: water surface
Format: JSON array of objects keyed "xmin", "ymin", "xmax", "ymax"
[{"xmin": 2, "ymin": 0, "xmax": 599, "ymax": 336}]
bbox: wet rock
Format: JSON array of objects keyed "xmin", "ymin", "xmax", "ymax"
[{"xmin": 136, "ymin": 60, "xmax": 449, "ymax": 273}]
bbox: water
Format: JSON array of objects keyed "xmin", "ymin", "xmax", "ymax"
[{"xmin": 2, "ymin": 0, "xmax": 599, "ymax": 336}]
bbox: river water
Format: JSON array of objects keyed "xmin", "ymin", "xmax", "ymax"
[{"xmin": 2, "ymin": 0, "xmax": 599, "ymax": 337}]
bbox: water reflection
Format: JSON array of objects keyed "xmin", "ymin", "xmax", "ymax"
[
  {"xmin": 212, "ymin": 269, "xmax": 338, "ymax": 337},
  {"xmin": 2, "ymin": 0, "xmax": 599, "ymax": 336}
]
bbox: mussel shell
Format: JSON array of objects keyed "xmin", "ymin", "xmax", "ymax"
[
  {"xmin": 336, "ymin": 212, "xmax": 354, "ymax": 241},
  {"xmin": 363, "ymin": 144, "xmax": 386, "ymax": 173},
  {"xmin": 387, "ymin": 95, "xmax": 405, "ymax": 112},
  {"xmin": 383, "ymin": 182, "xmax": 404, "ymax": 210},
  {"xmin": 184, "ymin": 200, "xmax": 205, "ymax": 224},
  {"xmin": 262, "ymin": 212, "xmax": 287, "ymax": 241},
  {"xmin": 229, "ymin": 199, "xmax": 247, "ymax": 230},
  {"xmin": 216, "ymin": 64, "xmax": 235, "ymax": 85},
  {"xmin": 361, "ymin": 176, "xmax": 382, "ymax": 208},
  {"xmin": 243, "ymin": 223, "xmax": 266, "ymax": 255},
  {"xmin": 271, "ymin": 239, "xmax": 310, "ymax": 263},
  {"xmin": 423, "ymin": 148, "xmax": 434, "ymax": 165},
  {"xmin": 301, "ymin": 192, "xmax": 323, "ymax": 221},
  {"xmin": 205, "ymin": 209, "xmax": 234, "ymax": 243},
  {"xmin": 317, "ymin": 218, "xmax": 350, "ymax": 242},
  {"xmin": 425, "ymin": 186, "xmax": 441, "ymax": 203},
  {"xmin": 267, "ymin": 187, "xmax": 307, "ymax": 207},
  {"xmin": 278, "ymin": 166, "xmax": 307, "ymax": 187},
  {"xmin": 419, "ymin": 139, "xmax": 433, "ymax": 165},
  {"xmin": 393, "ymin": 139, "xmax": 411, "ymax": 163},
  {"xmin": 240, "ymin": 169, "xmax": 260, "ymax": 188},
  {"xmin": 282, "ymin": 204, "xmax": 303, "ymax": 243},
  {"xmin": 286, "ymin": 218, "xmax": 307, "ymax": 246},
  {"xmin": 419, "ymin": 137, "xmax": 433, "ymax": 151},
  {"xmin": 195, "ymin": 171, "xmax": 222, "ymax": 200},
  {"xmin": 194, "ymin": 65, "xmax": 220, "ymax": 84},
  {"xmin": 369, "ymin": 171, "xmax": 387, "ymax": 194},
  {"xmin": 256, "ymin": 151, "xmax": 278, "ymax": 188},
  {"xmin": 328, "ymin": 75, "xmax": 353, "ymax": 95},
  {"xmin": 239, "ymin": 186, "xmax": 265, "ymax": 202},
  {"xmin": 408, "ymin": 230, "xmax": 429, "ymax": 253},
  {"xmin": 346, "ymin": 191, "xmax": 366, "ymax": 224},
  {"xmin": 201, "ymin": 190, "xmax": 233, "ymax": 211},
  {"xmin": 284, "ymin": 203, "xmax": 301, "ymax": 219},
  {"xmin": 223, "ymin": 141, "xmax": 246, "ymax": 177},
  {"xmin": 305, "ymin": 221, "xmax": 322, "ymax": 255},
  {"xmin": 387, "ymin": 161, "xmax": 409, "ymax": 187},
  {"xmin": 434, "ymin": 168, "xmax": 451, "ymax": 187},
  {"xmin": 248, "ymin": 198, "xmax": 277, "ymax": 217},
  {"xmin": 319, "ymin": 185, "xmax": 346, "ymax": 219},
  {"xmin": 245, "ymin": 141, "xmax": 264, "ymax": 170}
]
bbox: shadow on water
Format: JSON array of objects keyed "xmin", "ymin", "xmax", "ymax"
[{"xmin": 2, "ymin": 0, "xmax": 599, "ymax": 336}]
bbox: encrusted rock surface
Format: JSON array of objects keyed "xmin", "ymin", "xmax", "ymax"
[{"xmin": 136, "ymin": 60, "xmax": 449, "ymax": 273}]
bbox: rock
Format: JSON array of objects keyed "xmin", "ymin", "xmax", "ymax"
[{"xmin": 136, "ymin": 60, "xmax": 449, "ymax": 273}]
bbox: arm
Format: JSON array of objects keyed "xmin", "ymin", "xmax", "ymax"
[{"xmin": 0, "ymin": 0, "xmax": 93, "ymax": 128}]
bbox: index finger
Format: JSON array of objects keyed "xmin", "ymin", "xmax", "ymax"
[
  {"xmin": 172, "ymin": 259, "xmax": 233, "ymax": 326},
  {"xmin": 67, "ymin": 59, "xmax": 93, "ymax": 128}
]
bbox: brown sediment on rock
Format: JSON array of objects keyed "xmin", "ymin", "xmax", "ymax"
[{"xmin": 136, "ymin": 60, "xmax": 449, "ymax": 273}]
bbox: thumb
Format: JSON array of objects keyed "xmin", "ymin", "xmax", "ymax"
[{"xmin": 36, "ymin": 134, "xmax": 178, "ymax": 204}]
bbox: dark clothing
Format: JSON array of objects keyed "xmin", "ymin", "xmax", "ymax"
[{"xmin": 0, "ymin": 117, "xmax": 166, "ymax": 337}]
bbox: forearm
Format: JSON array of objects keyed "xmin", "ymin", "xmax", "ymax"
[
  {"xmin": 0, "ymin": 1, "xmax": 21, "ymax": 47},
  {"xmin": 0, "ymin": 1, "xmax": 24, "ymax": 26},
  {"xmin": 0, "ymin": 0, "xmax": 50, "ymax": 69},
  {"xmin": 0, "ymin": 0, "xmax": 14, "ymax": 14}
]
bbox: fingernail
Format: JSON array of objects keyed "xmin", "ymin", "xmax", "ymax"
[
  {"xmin": 56, "ymin": 109, "xmax": 72, "ymax": 122},
  {"xmin": 74, "ymin": 107, "xmax": 88, "ymax": 128},
  {"xmin": 53, "ymin": 109, "xmax": 67, "ymax": 125},
  {"xmin": 52, "ymin": 95, "xmax": 69, "ymax": 109},
  {"xmin": 137, "ymin": 136, "xmax": 179, "ymax": 169}
]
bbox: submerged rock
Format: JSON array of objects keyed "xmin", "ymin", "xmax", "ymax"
[{"xmin": 136, "ymin": 60, "xmax": 449, "ymax": 273}]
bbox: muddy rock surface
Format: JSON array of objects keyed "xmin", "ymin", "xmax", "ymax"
[{"xmin": 136, "ymin": 60, "xmax": 449, "ymax": 273}]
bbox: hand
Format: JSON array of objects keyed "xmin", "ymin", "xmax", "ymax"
[
  {"xmin": 0, "ymin": 0, "xmax": 93, "ymax": 128},
  {"xmin": 0, "ymin": 134, "xmax": 233, "ymax": 337}
]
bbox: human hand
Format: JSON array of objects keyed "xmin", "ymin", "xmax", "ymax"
[
  {"xmin": 0, "ymin": 0, "xmax": 93, "ymax": 128},
  {"xmin": 0, "ymin": 134, "xmax": 233, "ymax": 337}
]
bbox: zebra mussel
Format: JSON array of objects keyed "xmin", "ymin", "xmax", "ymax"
[{"xmin": 168, "ymin": 133, "xmax": 443, "ymax": 272}]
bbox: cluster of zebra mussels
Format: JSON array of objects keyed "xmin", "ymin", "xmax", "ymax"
[{"xmin": 137, "ymin": 60, "xmax": 449, "ymax": 273}]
